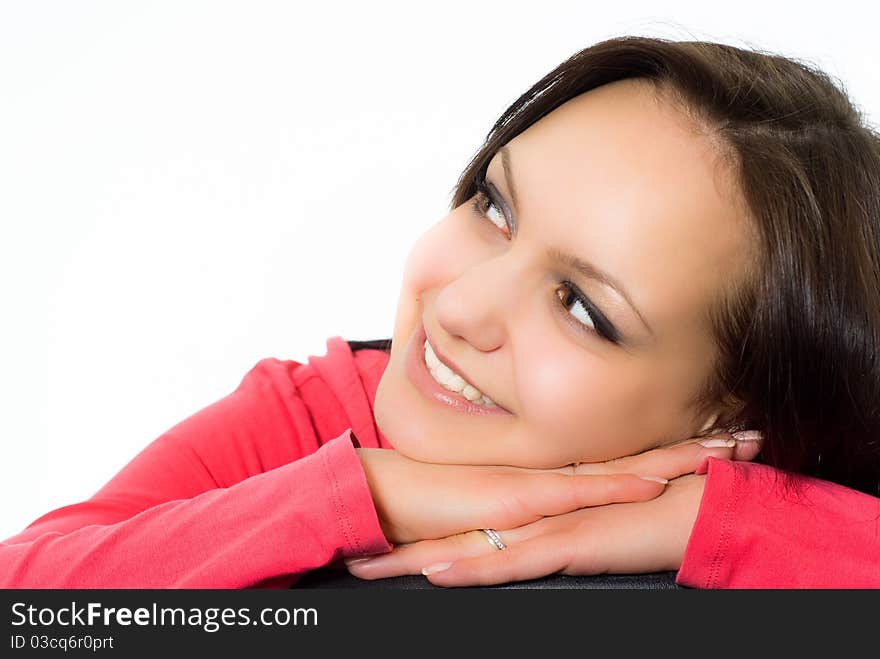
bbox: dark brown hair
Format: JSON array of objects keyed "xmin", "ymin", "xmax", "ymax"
[{"xmin": 353, "ymin": 36, "xmax": 880, "ymax": 496}]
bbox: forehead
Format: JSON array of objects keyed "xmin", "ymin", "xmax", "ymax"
[{"xmin": 492, "ymin": 79, "xmax": 752, "ymax": 342}]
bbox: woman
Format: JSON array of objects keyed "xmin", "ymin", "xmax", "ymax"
[
  {"xmin": 3, "ymin": 36, "xmax": 878, "ymax": 588},
  {"xmin": 346, "ymin": 37, "xmax": 880, "ymax": 587}
]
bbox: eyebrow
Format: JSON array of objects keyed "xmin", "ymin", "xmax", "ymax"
[{"xmin": 497, "ymin": 145, "xmax": 654, "ymax": 339}]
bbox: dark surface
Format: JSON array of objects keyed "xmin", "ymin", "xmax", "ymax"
[{"xmin": 296, "ymin": 567, "xmax": 681, "ymax": 589}]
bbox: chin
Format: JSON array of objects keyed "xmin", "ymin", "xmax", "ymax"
[
  {"xmin": 373, "ymin": 371, "xmax": 417, "ymax": 456},
  {"xmin": 374, "ymin": 396, "xmax": 437, "ymax": 460},
  {"xmin": 374, "ymin": 364, "xmax": 568, "ymax": 468},
  {"xmin": 373, "ymin": 382, "xmax": 462, "ymax": 463}
]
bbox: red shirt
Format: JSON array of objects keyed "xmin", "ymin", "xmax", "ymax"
[{"xmin": 2, "ymin": 337, "xmax": 878, "ymax": 588}]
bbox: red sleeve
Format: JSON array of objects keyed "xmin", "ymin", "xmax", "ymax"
[
  {"xmin": 677, "ymin": 457, "xmax": 880, "ymax": 588},
  {"xmin": 0, "ymin": 358, "xmax": 391, "ymax": 588}
]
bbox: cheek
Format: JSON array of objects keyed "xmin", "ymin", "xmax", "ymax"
[
  {"xmin": 401, "ymin": 215, "xmax": 475, "ymax": 293},
  {"xmin": 520, "ymin": 348, "xmax": 658, "ymax": 463},
  {"xmin": 402, "ymin": 230, "xmax": 447, "ymax": 291},
  {"xmin": 392, "ymin": 222, "xmax": 463, "ymax": 347}
]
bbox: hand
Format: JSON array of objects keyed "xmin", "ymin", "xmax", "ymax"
[
  {"xmin": 356, "ymin": 446, "xmax": 671, "ymax": 545},
  {"xmin": 347, "ymin": 431, "xmax": 761, "ymax": 583}
]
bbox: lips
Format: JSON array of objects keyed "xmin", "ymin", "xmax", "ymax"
[
  {"xmin": 424, "ymin": 334, "xmax": 488, "ymax": 400},
  {"xmin": 405, "ymin": 321, "xmax": 512, "ymax": 417}
]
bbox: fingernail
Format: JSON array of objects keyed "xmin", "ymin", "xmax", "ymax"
[
  {"xmin": 732, "ymin": 430, "xmax": 763, "ymax": 442},
  {"xmin": 699, "ymin": 438, "xmax": 736, "ymax": 448},
  {"xmin": 344, "ymin": 557, "xmax": 375, "ymax": 566},
  {"xmin": 421, "ymin": 562, "xmax": 452, "ymax": 576},
  {"xmin": 638, "ymin": 475, "xmax": 669, "ymax": 484}
]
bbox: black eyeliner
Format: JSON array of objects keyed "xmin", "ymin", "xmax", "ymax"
[
  {"xmin": 559, "ymin": 279, "xmax": 621, "ymax": 343},
  {"xmin": 484, "ymin": 180, "xmax": 516, "ymax": 235},
  {"xmin": 472, "ymin": 179, "xmax": 513, "ymax": 234}
]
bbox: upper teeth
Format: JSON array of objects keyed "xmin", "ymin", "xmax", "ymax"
[{"xmin": 424, "ymin": 340, "xmax": 496, "ymax": 406}]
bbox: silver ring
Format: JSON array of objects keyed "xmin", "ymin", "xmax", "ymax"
[{"xmin": 480, "ymin": 528, "xmax": 507, "ymax": 551}]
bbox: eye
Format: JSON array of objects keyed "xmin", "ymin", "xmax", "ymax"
[
  {"xmin": 556, "ymin": 281, "xmax": 600, "ymax": 335},
  {"xmin": 470, "ymin": 180, "xmax": 511, "ymax": 237}
]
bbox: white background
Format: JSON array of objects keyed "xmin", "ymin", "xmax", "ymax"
[{"xmin": 1, "ymin": 0, "xmax": 878, "ymax": 538}]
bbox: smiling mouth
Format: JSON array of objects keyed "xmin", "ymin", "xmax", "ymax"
[
  {"xmin": 423, "ymin": 339, "xmax": 497, "ymax": 406},
  {"xmin": 407, "ymin": 322, "xmax": 512, "ymax": 416}
]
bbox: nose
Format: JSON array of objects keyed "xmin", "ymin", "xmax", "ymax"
[{"xmin": 434, "ymin": 257, "xmax": 519, "ymax": 351}]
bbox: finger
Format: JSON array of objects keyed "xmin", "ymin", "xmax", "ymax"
[
  {"xmin": 573, "ymin": 434, "xmax": 739, "ymax": 480},
  {"xmin": 504, "ymin": 472, "xmax": 667, "ymax": 522},
  {"xmin": 346, "ymin": 530, "xmax": 503, "ymax": 580},
  {"xmin": 421, "ymin": 532, "xmax": 578, "ymax": 587},
  {"xmin": 730, "ymin": 430, "xmax": 763, "ymax": 461}
]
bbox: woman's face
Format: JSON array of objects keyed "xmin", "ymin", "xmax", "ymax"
[{"xmin": 373, "ymin": 78, "xmax": 754, "ymax": 468}]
